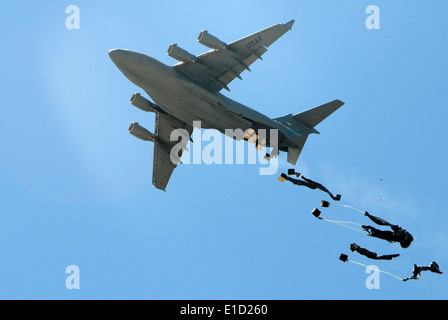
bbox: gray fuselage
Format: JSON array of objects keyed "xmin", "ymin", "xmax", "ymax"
[{"xmin": 109, "ymin": 49, "xmax": 287, "ymax": 147}]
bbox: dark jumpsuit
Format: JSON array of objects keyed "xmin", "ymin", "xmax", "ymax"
[
  {"xmin": 362, "ymin": 212, "xmax": 414, "ymax": 248},
  {"xmin": 284, "ymin": 175, "xmax": 341, "ymax": 201}
]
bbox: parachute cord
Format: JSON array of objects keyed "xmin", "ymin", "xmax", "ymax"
[
  {"xmin": 323, "ymin": 219, "xmax": 363, "ymax": 226},
  {"xmin": 320, "ymin": 218, "xmax": 365, "ymax": 234},
  {"xmin": 334, "ymin": 203, "xmax": 366, "ymax": 214},
  {"xmin": 347, "ymin": 259, "xmax": 404, "ymax": 281}
]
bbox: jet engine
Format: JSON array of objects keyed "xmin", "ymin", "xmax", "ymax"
[
  {"xmin": 130, "ymin": 93, "xmax": 157, "ymax": 113},
  {"xmin": 167, "ymin": 44, "xmax": 196, "ymax": 63},
  {"xmin": 128, "ymin": 122, "xmax": 156, "ymax": 142},
  {"xmin": 197, "ymin": 31, "xmax": 227, "ymax": 50}
]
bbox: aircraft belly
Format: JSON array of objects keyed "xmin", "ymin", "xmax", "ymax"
[
  {"xmin": 185, "ymin": 95, "xmax": 249, "ymax": 130},
  {"xmin": 146, "ymin": 79, "xmax": 252, "ymax": 131}
]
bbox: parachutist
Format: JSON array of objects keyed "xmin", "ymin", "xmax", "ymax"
[
  {"xmin": 362, "ymin": 212, "xmax": 414, "ymax": 248},
  {"xmin": 350, "ymin": 243, "xmax": 400, "ymax": 260},
  {"xmin": 403, "ymin": 262, "xmax": 443, "ymax": 281},
  {"xmin": 279, "ymin": 173, "xmax": 341, "ymax": 201}
]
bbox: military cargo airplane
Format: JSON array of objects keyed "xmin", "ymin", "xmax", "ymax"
[{"xmin": 109, "ymin": 20, "xmax": 344, "ymax": 191}]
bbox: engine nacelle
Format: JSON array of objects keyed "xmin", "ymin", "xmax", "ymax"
[
  {"xmin": 167, "ymin": 44, "xmax": 196, "ymax": 63},
  {"xmin": 128, "ymin": 122, "xmax": 156, "ymax": 142},
  {"xmin": 130, "ymin": 93, "xmax": 157, "ymax": 113},
  {"xmin": 197, "ymin": 30, "xmax": 227, "ymax": 50}
]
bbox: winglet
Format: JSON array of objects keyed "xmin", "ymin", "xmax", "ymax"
[{"xmin": 284, "ymin": 20, "xmax": 295, "ymax": 30}]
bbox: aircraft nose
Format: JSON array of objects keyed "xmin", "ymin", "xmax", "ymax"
[
  {"xmin": 109, "ymin": 49, "xmax": 147, "ymax": 86},
  {"xmin": 109, "ymin": 49, "xmax": 136, "ymax": 77},
  {"xmin": 109, "ymin": 48, "xmax": 167, "ymax": 88},
  {"xmin": 109, "ymin": 49, "xmax": 126, "ymax": 65}
]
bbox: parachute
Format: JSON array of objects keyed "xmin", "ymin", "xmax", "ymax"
[
  {"xmin": 339, "ymin": 254, "xmax": 405, "ymax": 281},
  {"xmin": 311, "ymin": 208, "xmax": 367, "ymax": 234}
]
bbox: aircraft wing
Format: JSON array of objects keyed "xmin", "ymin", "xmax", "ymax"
[
  {"xmin": 175, "ymin": 20, "xmax": 295, "ymax": 92},
  {"xmin": 152, "ymin": 112, "xmax": 193, "ymax": 191}
]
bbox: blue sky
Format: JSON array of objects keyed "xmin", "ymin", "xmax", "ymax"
[{"xmin": 1, "ymin": 1, "xmax": 447, "ymax": 299}]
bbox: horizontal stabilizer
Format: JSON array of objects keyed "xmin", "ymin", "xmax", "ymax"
[{"xmin": 292, "ymin": 99, "xmax": 344, "ymax": 129}]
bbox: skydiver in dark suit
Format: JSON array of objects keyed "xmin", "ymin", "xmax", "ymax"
[
  {"xmin": 402, "ymin": 262, "xmax": 443, "ymax": 281},
  {"xmin": 362, "ymin": 212, "xmax": 414, "ymax": 248},
  {"xmin": 279, "ymin": 171, "xmax": 341, "ymax": 201},
  {"xmin": 350, "ymin": 243, "xmax": 400, "ymax": 260}
]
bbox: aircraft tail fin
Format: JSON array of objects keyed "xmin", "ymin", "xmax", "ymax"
[
  {"xmin": 273, "ymin": 99, "xmax": 344, "ymax": 165},
  {"xmin": 292, "ymin": 99, "xmax": 344, "ymax": 131}
]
